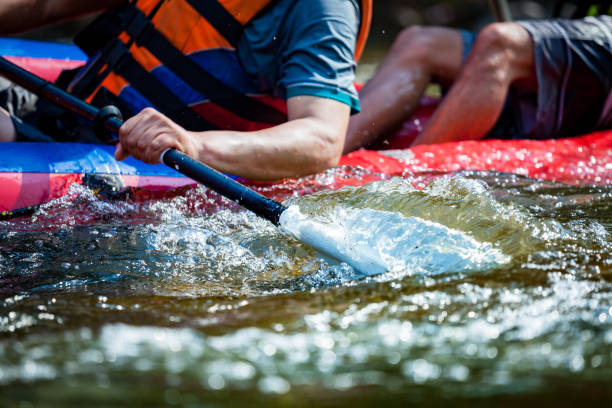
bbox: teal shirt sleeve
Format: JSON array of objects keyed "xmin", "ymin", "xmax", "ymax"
[{"xmin": 238, "ymin": 0, "xmax": 361, "ymax": 113}]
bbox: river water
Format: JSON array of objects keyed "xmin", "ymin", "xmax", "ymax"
[{"xmin": 1, "ymin": 167, "xmax": 611, "ymax": 407}]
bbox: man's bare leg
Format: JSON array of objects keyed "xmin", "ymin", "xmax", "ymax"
[
  {"xmin": 345, "ymin": 27, "xmax": 464, "ymax": 153},
  {"xmin": 412, "ymin": 23, "xmax": 535, "ymax": 146},
  {"xmin": 0, "ymin": 107, "xmax": 16, "ymax": 142}
]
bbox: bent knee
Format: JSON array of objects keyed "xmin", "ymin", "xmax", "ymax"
[
  {"xmin": 469, "ymin": 23, "xmax": 535, "ymax": 80},
  {"xmin": 391, "ymin": 26, "xmax": 447, "ymax": 65},
  {"xmin": 473, "ymin": 23, "xmax": 532, "ymax": 62}
]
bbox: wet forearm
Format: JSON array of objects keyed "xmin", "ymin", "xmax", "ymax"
[
  {"xmin": 115, "ymin": 96, "xmax": 349, "ymax": 180},
  {"xmin": 195, "ymin": 118, "xmax": 345, "ymax": 181},
  {"xmin": 0, "ymin": 0, "xmax": 123, "ymax": 34},
  {"xmin": 0, "ymin": 107, "xmax": 16, "ymax": 142}
]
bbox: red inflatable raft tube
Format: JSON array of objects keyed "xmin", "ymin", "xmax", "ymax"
[{"xmin": 342, "ymin": 122, "xmax": 612, "ymax": 186}]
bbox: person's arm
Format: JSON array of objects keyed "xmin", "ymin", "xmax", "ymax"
[
  {"xmin": 0, "ymin": 108, "xmax": 16, "ymax": 142},
  {"xmin": 115, "ymin": 95, "xmax": 350, "ymax": 181},
  {"xmin": 0, "ymin": 0, "xmax": 123, "ymax": 35}
]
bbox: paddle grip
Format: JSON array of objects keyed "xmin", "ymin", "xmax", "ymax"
[
  {"xmin": 94, "ymin": 105, "xmax": 123, "ymax": 144},
  {"xmin": 107, "ymin": 116, "xmax": 286, "ymax": 225}
]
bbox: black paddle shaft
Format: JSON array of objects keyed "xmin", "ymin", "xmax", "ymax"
[{"xmin": 0, "ymin": 56, "xmax": 287, "ymax": 225}]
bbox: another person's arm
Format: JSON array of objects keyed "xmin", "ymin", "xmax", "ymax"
[
  {"xmin": 0, "ymin": 108, "xmax": 16, "ymax": 142},
  {"xmin": 0, "ymin": 0, "xmax": 122, "ymax": 35},
  {"xmin": 115, "ymin": 95, "xmax": 349, "ymax": 181}
]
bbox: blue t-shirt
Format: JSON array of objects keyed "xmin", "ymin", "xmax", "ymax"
[{"xmin": 237, "ymin": 0, "xmax": 361, "ymax": 112}]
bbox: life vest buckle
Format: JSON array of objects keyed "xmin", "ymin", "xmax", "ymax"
[{"xmin": 126, "ymin": 10, "xmax": 155, "ymax": 46}]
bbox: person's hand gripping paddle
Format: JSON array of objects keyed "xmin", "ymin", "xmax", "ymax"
[
  {"xmin": 0, "ymin": 56, "xmax": 509, "ymax": 277},
  {"xmin": 0, "ymin": 56, "xmax": 404, "ymax": 275}
]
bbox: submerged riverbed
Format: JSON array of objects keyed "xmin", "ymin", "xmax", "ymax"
[{"xmin": 1, "ymin": 167, "xmax": 611, "ymax": 407}]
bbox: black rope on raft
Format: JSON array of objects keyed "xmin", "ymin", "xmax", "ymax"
[
  {"xmin": 0, "ymin": 174, "xmax": 127, "ymax": 221},
  {"xmin": 0, "ymin": 205, "xmax": 39, "ymax": 220}
]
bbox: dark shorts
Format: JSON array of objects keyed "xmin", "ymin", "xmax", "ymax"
[
  {"xmin": 0, "ymin": 77, "xmax": 51, "ymax": 142},
  {"xmin": 461, "ymin": 15, "xmax": 612, "ymax": 139}
]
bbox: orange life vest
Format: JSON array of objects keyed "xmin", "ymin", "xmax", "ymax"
[{"xmin": 71, "ymin": 0, "xmax": 372, "ymax": 132}]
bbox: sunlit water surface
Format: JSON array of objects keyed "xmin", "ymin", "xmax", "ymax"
[{"xmin": 1, "ymin": 167, "xmax": 611, "ymax": 407}]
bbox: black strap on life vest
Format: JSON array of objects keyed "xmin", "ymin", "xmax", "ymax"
[
  {"xmin": 74, "ymin": 2, "xmax": 136, "ymax": 57},
  {"xmin": 71, "ymin": 0, "xmax": 166, "ymax": 101},
  {"xmin": 103, "ymin": 38, "xmax": 216, "ymax": 131},
  {"xmin": 71, "ymin": 0, "xmax": 286, "ymax": 129},
  {"xmin": 123, "ymin": 5, "xmax": 286, "ymax": 123},
  {"xmin": 184, "ymin": 0, "xmax": 244, "ymax": 46}
]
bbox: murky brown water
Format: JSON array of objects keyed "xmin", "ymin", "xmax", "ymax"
[{"xmin": 1, "ymin": 167, "xmax": 610, "ymax": 407}]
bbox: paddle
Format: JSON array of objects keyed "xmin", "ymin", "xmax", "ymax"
[
  {"xmin": 0, "ymin": 55, "xmax": 396, "ymax": 275},
  {"xmin": 0, "ymin": 56, "xmax": 286, "ymax": 225}
]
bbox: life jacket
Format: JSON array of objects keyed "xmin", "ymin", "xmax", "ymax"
[
  {"xmin": 553, "ymin": 1, "xmax": 612, "ymax": 18},
  {"xmin": 70, "ymin": 0, "xmax": 372, "ymax": 132}
]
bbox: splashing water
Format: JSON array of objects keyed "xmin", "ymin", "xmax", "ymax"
[
  {"xmin": 279, "ymin": 203, "xmax": 509, "ymax": 278},
  {"xmin": 1, "ymin": 169, "xmax": 611, "ymax": 407}
]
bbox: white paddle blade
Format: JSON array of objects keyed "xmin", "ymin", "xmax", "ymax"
[{"xmin": 279, "ymin": 205, "xmax": 509, "ymax": 278}]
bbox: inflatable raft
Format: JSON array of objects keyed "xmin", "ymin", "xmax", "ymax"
[{"xmin": 1, "ymin": 38, "xmax": 611, "ymax": 215}]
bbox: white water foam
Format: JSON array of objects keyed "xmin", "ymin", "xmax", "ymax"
[{"xmin": 279, "ymin": 205, "xmax": 509, "ymax": 278}]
